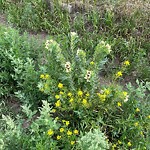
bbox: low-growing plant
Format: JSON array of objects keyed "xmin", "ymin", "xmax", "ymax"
[
  {"xmin": 77, "ymin": 129, "xmax": 109, "ymax": 150},
  {"xmin": 1, "ymin": 100, "xmax": 85, "ymax": 150},
  {"xmin": 36, "ymin": 32, "xmax": 149, "ymax": 149},
  {"xmin": 0, "ymin": 25, "xmax": 45, "ymax": 105}
]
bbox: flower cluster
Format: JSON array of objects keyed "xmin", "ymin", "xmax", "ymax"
[
  {"xmin": 40, "ymin": 74, "xmax": 50, "ymax": 80},
  {"xmin": 115, "ymin": 60, "xmax": 130, "ymax": 79},
  {"xmin": 47, "ymin": 119, "xmax": 79, "ymax": 147}
]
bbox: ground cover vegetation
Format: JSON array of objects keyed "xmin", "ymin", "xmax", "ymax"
[{"xmin": 0, "ymin": 0, "xmax": 150, "ymax": 149}]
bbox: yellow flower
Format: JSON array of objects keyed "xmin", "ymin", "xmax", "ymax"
[
  {"xmin": 45, "ymin": 74, "xmax": 50, "ymax": 79},
  {"xmin": 77, "ymin": 90, "xmax": 83, "ymax": 97},
  {"xmin": 58, "ymin": 83, "xmax": 63, "ymax": 88},
  {"xmin": 104, "ymin": 89, "xmax": 110, "ymax": 95},
  {"xmin": 69, "ymin": 98, "xmax": 74, "ymax": 103},
  {"xmin": 127, "ymin": 142, "xmax": 132, "ymax": 147},
  {"xmin": 55, "ymin": 95, "xmax": 60, "ymax": 99},
  {"xmin": 86, "ymin": 93, "xmax": 90, "ymax": 97},
  {"xmin": 70, "ymin": 141, "xmax": 75, "ymax": 145},
  {"xmin": 47, "ymin": 129, "xmax": 54, "ymax": 136},
  {"xmin": 124, "ymin": 60, "xmax": 130, "ymax": 66},
  {"xmin": 39, "ymin": 88, "xmax": 44, "ymax": 92},
  {"xmin": 52, "ymin": 109, "xmax": 56, "ymax": 113},
  {"xmin": 134, "ymin": 122, "xmax": 139, "ymax": 127},
  {"xmin": 116, "ymin": 71, "xmax": 123, "ymax": 78},
  {"xmin": 68, "ymin": 92, "xmax": 72, "ymax": 97},
  {"xmin": 123, "ymin": 91, "xmax": 128, "ymax": 97},
  {"xmin": 57, "ymin": 135, "xmax": 61, "ymax": 140},
  {"xmin": 148, "ymin": 115, "xmax": 150, "ymax": 119},
  {"xmin": 65, "ymin": 121, "xmax": 70, "ymax": 126},
  {"xmin": 90, "ymin": 61, "xmax": 94, "ymax": 65},
  {"xmin": 140, "ymin": 131, "xmax": 144, "ymax": 136},
  {"xmin": 59, "ymin": 91, "xmax": 64, "ymax": 95},
  {"xmin": 55, "ymin": 117, "xmax": 59, "ymax": 120},
  {"xmin": 118, "ymin": 140, "xmax": 122, "ymax": 144},
  {"xmin": 40, "ymin": 74, "xmax": 45, "ymax": 79},
  {"xmin": 60, "ymin": 128, "xmax": 64, "ymax": 133},
  {"xmin": 98, "ymin": 94, "xmax": 106, "ymax": 102},
  {"xmin": 136, "ymin": 108, "xmax": 140, "ymax": 112},
  {"xmin": 74, "ymin": 129, "xmax": 79, "ymax": 135},
  {"xmin": 55, "ymin": 100, "xmax": 61, "ymax": 107},
  {"xmin": 62, "ymin": 120, "xmax": 66, "ymax": 123},
  {"xmin": 117, "ymin": 102, "xmax": 122, "ymax": 107},
  {"xmin": 82, "ymin": 99, "xmax": 87, "ymax": 105},
  {"xmin": 112, "ymin": 144, "xmax": 117, "ymax": 148},
  {"xmin": 67, "ymin": 130, "xmax": 72, "ymax": 136}
]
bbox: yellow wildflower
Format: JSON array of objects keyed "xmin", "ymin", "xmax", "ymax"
[
  {"xmin": 65, "ymin": 121, "xmax": 70, "ymax": 126},
  {"xmin": 69, "ymin": 98, "xmax": 74, "ymax": 103},
  {"xmin": 58, "ymin": 83, "xmax": 63, "ymax": 88},
  {"xmin": 124, "ymin": 60, "xmax": 130, "ymax": 66},
  {"xmin": 47, "ymin": 129, "xmax": 54, "ymax": 136},
  {"xmin": 134, "ymin": 122, "xmax": 139, "ymax": 127},
  {"xmin": 55, "ymin": 117, "xmax": 59, "ymax": 120},
  {"xmin": 90, "ymin": 61, "xmax": 94, "ymax": 65},
  {"xmin": 117, "ymin": 102, "xmax": 122, "ymax": 107},
  {"xmin": 82, "ymin": 99, "xmax": 87, "ymax": 105},
  {"xmin": 55, "ymin": 95, "xmax": 60, "ymax": 99},
  {"xmin": 60, "ymin": 128, "xmax": 64, "ymax": 133},
  {"xmin": 74, "ymin": 129, "xmax": 79, "ymax": 135},
  {"xmin": 140, "ymin": 131, "xmax": 144, "ymax": 135},
  {"xmin": 104, "ymin": 89, "xmax": 110, "ymax": 95},
  {"xmin": 148, "ymin": 115, "xmax": 150, "ymax": 119},
  {"xmin": 55, "ymin": 100, "xmax": 61, "ymax": 107},
  {"xmin": 62, "ymin": 120, "xmax": 66, "ymax": 123},
  {"xmin": 52, "ymin": 109, "xmax": 56, "ymax": 113},
  {"xmin": 68, "ymin": 92, "xmax": 72, "ymax": 97},
  {"xmin": 123, "ymin": 91, "xmax": 128, "ymax": 97},
  {"xmin": 78, "ymin": 90, "xmax": 83, "ymax": 97},
  {"xmin": 136, "ymin": 108, "xmax": 140, "ymax": 112},
  {"xmin": 45, "ymin": 74, "xmax": 50, "ymax": 79},
  {"xmin": 112, "ymin": 144, "xmax": 117, "ymax": 148},
  {"xmin": 57, "ymin": 135, "xmax": 61, "ymax": 140},
  {"xmin": 118, "ymin": 140, "xmax": 122, "ymax": 144},
  {"xmin": 116, "ymin": 71, "xmax": 123, "ymax": 78},
  {"xmin": 86, "ymin": 93, "xmax": 90, "ymax": 97},
  {"xmin": 40, "ymin": 74, "xmax": 45, "ymax": 79},
  {"xmin": 67, "ymin": 130, "xmax": 72, "ymax": 136},
  {"xmin": 39, "ymin": 88, "xmax": 44, "ymax": 92},
  {"xmin": 59, "ymin": 91, "xmax": 64, "ymax": 95},
  {"xmin": 99, "ymin": 94, "xmax": 106, "ymax": 102},
  {"xmin": 127, "ymin": 142, "xmax": 132, "ymax": 147},
  {"xmin": 70, "ymin": 141, "xmax": 75, "ymax": 145}
]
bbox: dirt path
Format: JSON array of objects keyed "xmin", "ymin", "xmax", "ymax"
[
  {"xmin": 0, "ymin": 13, "xmax": 49, "ymax": 43},
  {"xmin": 0, "ymin": 13, "xmax": 7, "ymax": 26}
]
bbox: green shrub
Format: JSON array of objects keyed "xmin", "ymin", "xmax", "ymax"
[
  {"xmin": 1, "ymin": 101, "xmax": 59, "ymax": 150},
  {"xmin": 77, "ymin": 129, "xmax": 109, "ymax": 150},
  {"xmin": 0, "ymin": 25, "xmax": 45, "ymax": 105}
]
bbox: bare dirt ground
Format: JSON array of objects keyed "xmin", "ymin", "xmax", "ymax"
[{"xmin": 0, "ymin": 13, "xmax": 7, "ymax": 25}]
